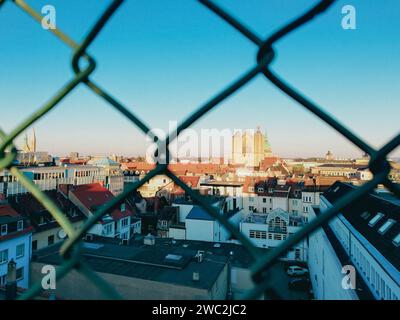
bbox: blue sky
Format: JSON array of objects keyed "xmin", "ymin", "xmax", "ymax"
[{"xmin": 0, "ymin": 0, "xmax": 399, "ymax": 158}]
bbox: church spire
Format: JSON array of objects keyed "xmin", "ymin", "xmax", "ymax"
[{"xmin": 30, "ymin": 127, "xmax": 37, "ymax": 152}]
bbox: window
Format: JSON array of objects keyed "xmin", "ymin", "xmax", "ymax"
[
  {"xmin": 381, "ymin": 279, "xmax": 386, "ymax": 299},
  {"xmin": 48, "ymin": 235, "xmax": 55, "ymax": 246},
  {"xmin": 274, "ymin": 234, "xmax": 282, "ymax": 240},
  {"xmin": 378, "ymin": 219, "xmax": 395, "ymax": 235},
  {"xmin": 0, "ymin": 224, "xmax": 7, "ymax": 236},
  {"xmin": 268, "ymin": 217, "xmax": 287, "ymax": 233},
  {"xmin": 393, "ymin": 233, "xmax": 400, "ymax": 247},
  {"xmin": 0, "ymin": 249, "xmax": 8, "ymax": 264},
  {"xmin": 262, "ymin": 198, "xmax": 266, "ymax": 203},
  {"xmin": 17, "ymin": 220, "xmax": 24, "ymax": 231},
  {"xmin": 368, "ymin": 212, "xmax": 384, "ymax": 227},
  {"xmin": 32, "ymin": 240, "xmax": 38, "ymax": 251},
  {"xmin": 249, "ymin": 230, "xmax": 266, "ymax": 239},
  {"xmin": 16, "ymin": 267, "xmax": 24, "ymax": 281},
  {"xmin": 257, "ymin": 187, "xmax": 264, "ymax": 193},
  {"xmin": 0, "ymin": 274, "xmax": 6, "ymax": 286},
  {"xmin": 248, "ymin": 206, "xmax": 254, "ymax": 212},
  {"xmin": 262, "ymin": 208, "xmax": 267, "ymax": 213},
  {"xmin": 103, "ymin": 224, "xmax": 113, "ymax": 236},
  {"xmin": 249, "ymin": 197, "xmax": 254, "ymax": 203},
  {"xmin": 387, "ymin": 286, "xmax": 392, "ymax": 300},
  {"xmin": 121, "ymin": 217, "xmax": 129, "ymax": 228},
  {"xmin": 16, "ymin": 244, "xmax": 24, "ymax": 258}
]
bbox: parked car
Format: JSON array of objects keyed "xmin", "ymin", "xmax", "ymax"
[
  {"xmin": 287, "ymin": 266, "xmax": 309, "ymax": 276},
  {"xmin": 288, "ymin": 277, "xmax": 311, "ymax": 291}
]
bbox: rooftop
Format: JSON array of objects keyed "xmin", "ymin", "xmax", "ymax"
[
  {"xmin": 67, "ymin": 183, "xmax": 133, "ymax": 221},
  {"xmin": 87, "ymin": 157, "xmax": 120, "ymax": 167},
  {"xmin": 0, "ymin": 204, "xmax": 21, "ymax": 224},
  {"xmin": 33, "ymin": 235, "xmax": 231, "ymax": 290},
  {"xmin": 200, "ymin": 180, "xmax": 243, "ymax": 187},
  {"xmin": 323, "ymin": 181, "xmax": 400, "ymax": 272}
]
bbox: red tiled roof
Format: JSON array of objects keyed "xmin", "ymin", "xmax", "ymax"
[
  {"xmin": 0, "ymin": 204, "xmax": 33, "ymax": 241},
  {"xmin": 69, "ymin": 183, "xmax": 132, "ymax": 221},
  {"xmin": 0, "ymin": 204, "xmax": 20, "ymax": 218},
  {"xmin": 121, "ymin": 161, "xmax": 235, "ymax": 176},
  {"xmin": 259, "ymin": 157, "xmax": 279, "ymax": 170},
  {"xmin": 243, "ymin": 176, "xmax": 265, "ymax": 193},
  {"xmin": 120, "ymin": 162, "xmax": 156, "ymax": 172},
  {"xmin": 0, "ymin": 226, "xmax": 34, "ymax": 241},
  {"xmin": 171, "ymin": 176, "xmax": 201, "ymax": 195}
]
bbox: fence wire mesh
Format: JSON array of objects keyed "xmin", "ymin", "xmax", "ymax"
[{"xmin": 0, "ymin": 0, "xmax": 399, "ymax": 300}]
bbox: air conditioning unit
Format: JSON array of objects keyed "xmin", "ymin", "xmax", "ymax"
[{"xmin": 192, "ymin": 271, "xmax": 200, "ymax": 282}]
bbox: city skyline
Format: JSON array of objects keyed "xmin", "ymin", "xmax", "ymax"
[
  {"xmin": 17, "ymin": 126, "xmax": 389, "ymax": 162},
  {"xmin": 1, "ymin": 0, "xmax": 399, "ymax": 158},
  {"xmin": 0, "ymin": 0, "xmax": 399, "ymax": 303}
]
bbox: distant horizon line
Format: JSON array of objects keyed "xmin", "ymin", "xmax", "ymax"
[{"xmin": 27, "ymin": 151, "xmax": 400, "ymax": 162}]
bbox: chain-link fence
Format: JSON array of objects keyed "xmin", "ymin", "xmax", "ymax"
[{"xmin": 0, "ymin": 0, "xmax": 399, "ymax": 300}]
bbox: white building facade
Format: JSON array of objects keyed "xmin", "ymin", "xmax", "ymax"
[{"xmin": 0, "ymin": 206, "xmax": 32, "ymax": 289}]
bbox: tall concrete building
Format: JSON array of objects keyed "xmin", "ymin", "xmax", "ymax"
[{"xmin": 232, "ymin": 127, "xmax": 271, "ymax": 167}]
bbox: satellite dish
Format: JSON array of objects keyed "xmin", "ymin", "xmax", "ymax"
[{"xmin": 58, "ymin": 229, "xmax": 67, "ymax": 239}]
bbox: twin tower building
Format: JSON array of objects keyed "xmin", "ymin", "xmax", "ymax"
[{"xmin": 232, "ymin": 127, "xmax": 272, "ymax": 167}]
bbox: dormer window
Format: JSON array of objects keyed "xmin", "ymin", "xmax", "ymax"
[
  {"xmin": 0, "ymin": 224, "xmax": 7, "ymax": 236},
  {"xmin": 378, "ymin": 219, "xmax": 395, "ymax": 235},
  {"xmin": 393, "ymin": 233, "xmax": 400, "ymax": 247},
  {"xmin": 17, "ymin": 220, "xmax": 24, "ymax": 231},
  {"xmin": 258, "ymin": 187, "xmax": 264, "ymax": 193},
  {"xmin": 368, "ymin": 212, "xmax": 384, "ymax": 227},
  {"xmin": 248, "ymin": 187, "xmax": 254, "ymax": 192},
  {"xmin": 38, "ymin": 216, "xmax": 46, "ymax": 226}
]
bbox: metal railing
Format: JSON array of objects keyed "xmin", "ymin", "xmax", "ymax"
[{"xmin": 0, "ymin": 0, "xmax": 398, "ymax": 300}]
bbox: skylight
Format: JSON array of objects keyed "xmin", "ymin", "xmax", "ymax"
[
  {"xmin": 360, "ymin": 211, "xmax": 371, "ymax": 220},
  {"xmin": 368, "ymin": 212, "xmax": 384, "ymax": 227},
  {"xmin": 378, "ymin": 219, "xmax": 395, "ymax": 235},
  {"xmin": 165, "ymin": 254, "xmax": 182, "ymax": 261},
  {"xmin": 393, "ymin": 233, "xmax": 400, "ymax": 247}
]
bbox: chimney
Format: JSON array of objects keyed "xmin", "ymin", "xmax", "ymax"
[
  {"xmin": 5, "ymin": 259, "xmax": 17, "ymax": 300},
  {"xmin": 196, "ymin": 250, "xmax": 204, "ymax": 263},
  {"xmin": 143, "ymin": 233, "xmax": 155, "ymax": 246}
]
